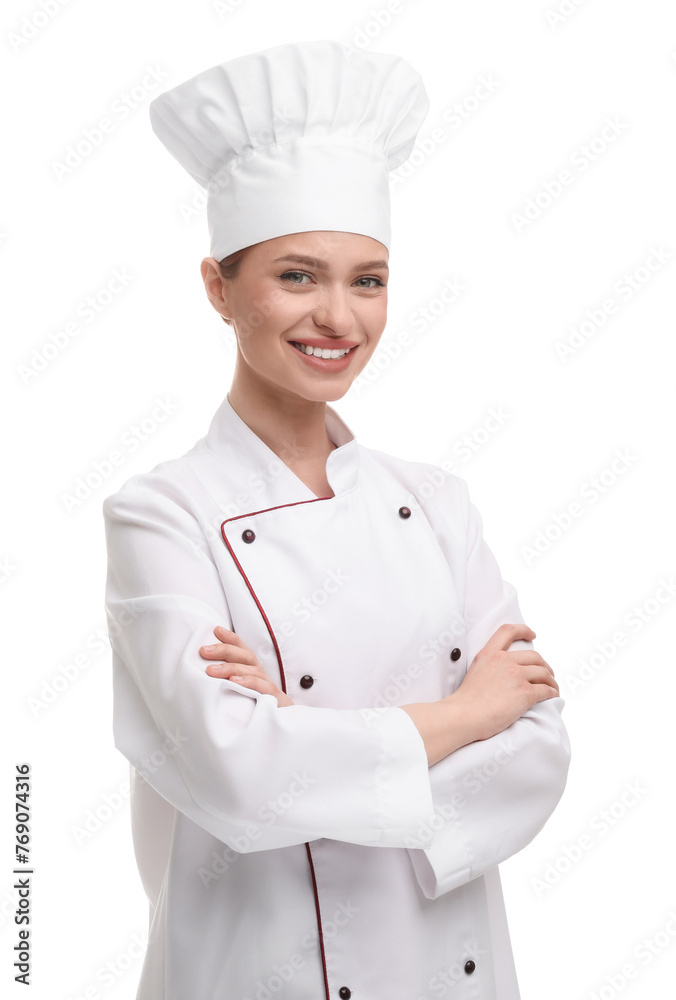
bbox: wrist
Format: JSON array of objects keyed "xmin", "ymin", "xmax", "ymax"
[
  {"xmin": 400, "ymin": 695, "xmax": 478, "ymax": 767},
  {"xmin": 441, "ymin": 691, "xmax": 482, "ymax": 753}
]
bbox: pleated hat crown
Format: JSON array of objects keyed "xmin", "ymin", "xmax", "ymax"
[{"xmin": 148, "ymin": 39, "xmax": 429, "ymax": 261}]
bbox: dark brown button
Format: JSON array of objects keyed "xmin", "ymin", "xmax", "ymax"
[
  {"xmin": 450, "ymin": 647, "xmax": 461, "ymax": 661},
  {"xmin": 338, "ymin": 989, "xmax": 351, "ymax": 999},
  {"xmin": 300, "ymin": 675, "xmax": 314, "ymax": 689},
  {"xmin": 464, "ymin": 960, "xmax": 476, "ymax": 974},
  {"xmin": 398, "ymin": 506, "xmax": 411, "ymax": 518},
  {"xmin": 242, "ymin": 529, "xmax": 255, "ymax": 543}
]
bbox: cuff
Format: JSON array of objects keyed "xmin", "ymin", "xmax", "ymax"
[{"xmin": 369, "ymin": 706, "xmax": 436, "ymax": 847}]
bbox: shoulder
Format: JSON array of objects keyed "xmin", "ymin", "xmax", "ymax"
[{"xmin": 101, "ymin": 437, "xmax": 211, "ymax": 528}]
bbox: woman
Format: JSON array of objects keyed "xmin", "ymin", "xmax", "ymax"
[{"xmin": 103, "ymin": 40, "xmax": 570, "ymax": 999}]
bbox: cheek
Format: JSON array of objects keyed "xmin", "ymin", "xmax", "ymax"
[
  {"xmin": 234, "ymin": 289, "xmax": 300, "ymax": 344},
  {"xmin": 361, "ymin": 298, "xmax": 388, "ymax": 350}
]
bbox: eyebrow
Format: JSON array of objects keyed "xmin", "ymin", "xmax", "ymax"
[{"xmin": 271, "ymin": 253, "xmax": 389, "ymax": 271}]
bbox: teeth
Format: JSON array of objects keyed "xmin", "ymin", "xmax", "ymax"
[{"xmin": 292, "ymin": 342, "xmax": 351, "ymax": 359}]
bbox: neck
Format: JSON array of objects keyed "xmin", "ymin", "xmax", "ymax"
[{"xmin": 227, "ymin": 377, "xmax": 335, "ymax": 467}]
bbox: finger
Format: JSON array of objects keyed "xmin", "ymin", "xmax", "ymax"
[
  {"xmin": 511, "ymin": 650, "xmax": 556, "ymax": 677},
  {"xmin": 229, "ymin": 674, "xmax": 275, "ymax": 690},
  {"xmin": 213, "ymin": 627, "xmax": 260, "ymax": 665},
  {"xmin": 529, "ymin": 682, "xmax": 561, "ymax": 703},
  {"xmin": 205, "ymin": 661, "xmax": 265, "ymax": 678},
  {"xmin": 524, "ymin": 665, "xmax": 560, "ymax": 693},
  {"xmin": 214, "ymin": 625, "xmax": 250, "ymax": 649},
  {"xmin": 228, "ymin": 674, "xmax": 294, "ymax": 706},
  {"xmin": 486, "ymin": 622, "xmax": 537, "ymax": 653},
  {"xmin": 199, "ymin": 640, "xmax": 259, "ymax": 666}
]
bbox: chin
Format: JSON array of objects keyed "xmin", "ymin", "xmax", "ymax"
[{"xmin": 298, "ymin": 384, "xmax": 351, "ymax": 405}]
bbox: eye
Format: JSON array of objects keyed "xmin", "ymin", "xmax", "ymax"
[
  {"xmin": 278, "ymin": 271, "xmax": 386, "ymax": 288},
  {"xmin": 354, "ymin": 276, "xmax": 386, "ymax": 288},
  {"xmin": 279, "ymin": 270, "xmax": 311, "ymax": 284}
]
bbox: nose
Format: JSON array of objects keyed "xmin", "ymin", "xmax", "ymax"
[{"xmin": 310, "ymin": 285, "xmax": 355, "ymax": 337}]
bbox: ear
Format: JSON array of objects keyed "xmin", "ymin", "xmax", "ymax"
[{"xmin": 200, "ymin": 257, "xmax": 232, "ymax": 321}]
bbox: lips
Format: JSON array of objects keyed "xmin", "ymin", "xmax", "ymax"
[
  {"xmin": 290, "ymin": 341, "xmax": 353, "ymax": 359},
  {"xmin": 287, "ymin": 340, "xmax": 358, "ymax": 372}
]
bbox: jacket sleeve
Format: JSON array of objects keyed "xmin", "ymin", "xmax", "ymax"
[
  {"xmin": 103, "ymin": 478, "xmax": 435, "ymax": 853},
  {"xmin": 406, "ymin": 494, "xmax": 571, "ymax": 900}
]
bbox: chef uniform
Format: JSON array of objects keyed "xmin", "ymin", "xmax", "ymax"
[{"xmin": 103, "ymin": 40, "xmax": 571, "ymax": 1000}]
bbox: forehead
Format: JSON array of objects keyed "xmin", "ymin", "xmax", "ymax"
[{"xmin": 256, "ymin": 231, "xmax": 388, "ymax": 264}]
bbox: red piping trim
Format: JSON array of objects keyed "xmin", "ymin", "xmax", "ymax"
[
  {"xmin": 305, "ymin": 842, "xmax": 331, "ymax": 998},
  {"xmin": 220, "ymin": 497, "xmax": 333, "ymax": 1000}
]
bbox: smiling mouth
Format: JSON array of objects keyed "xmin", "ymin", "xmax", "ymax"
[{"xmin": 289, "ymin": 341, "xmax": 357, "ymax": 359}]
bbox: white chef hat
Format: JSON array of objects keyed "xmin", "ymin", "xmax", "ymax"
[{"xmin": 148, "ymin": 39, "xmax": 429, "ymax": 261}]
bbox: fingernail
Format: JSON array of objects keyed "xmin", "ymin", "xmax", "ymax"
[{"xmin": 202, "ymin": 644, "xmax": 218, "ymax": 651}]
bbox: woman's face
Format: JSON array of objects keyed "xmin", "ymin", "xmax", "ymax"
[{"xmin": 203, "ymin": 231, "xmax": 389, "ymax": 404}]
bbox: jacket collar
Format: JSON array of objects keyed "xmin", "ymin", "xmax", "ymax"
[{"xmin": 203, "ymin": 393, "xmax": 360, "ymax": 503}]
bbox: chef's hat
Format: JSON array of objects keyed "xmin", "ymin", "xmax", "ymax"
[{"xmin": 148, "ymin": 39, "xmax": 429, "ymax": 261}]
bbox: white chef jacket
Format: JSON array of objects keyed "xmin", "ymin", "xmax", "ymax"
[{"xmin": 102, "ymin": 392, "xmax": 570, "ymax": 1000}]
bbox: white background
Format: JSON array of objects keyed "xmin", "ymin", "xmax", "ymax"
[{"xmin": 3, "ymin": 0, "xmax": 676, "ymax": 997}]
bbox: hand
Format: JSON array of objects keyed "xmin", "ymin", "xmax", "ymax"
[
  {"xmin": 199, "ymin": 626, "xmax": 295, "ymax": 707},
  {"xmin": 451, "ymin": 622, "xmax": 559, "ymax": 743}
]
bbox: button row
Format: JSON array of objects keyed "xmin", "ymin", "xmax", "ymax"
[
  {"xmin": 336, "ymin": 960, "xmax": 474, "ymax": 997},
  {"xmin": 296, "ymin": 652, "xmax": 461, "ymax": 693},
  {"xmin": 240, "ymin": 504, "xmax": 416, "ymax": 544},
  {"xmin": 237, "ymin": 510, "xmax": 469, "ymax": 997}
]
